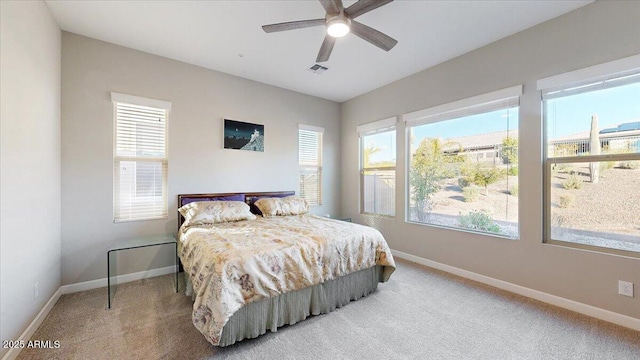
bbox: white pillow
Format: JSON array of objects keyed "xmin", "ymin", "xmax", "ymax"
[
  {"xmin": 254, "ymin": 196, "xmax": 309, "ymax": 217},
  {"xmin": 179, "ymin": 201, "xmax": 256, "ymax": 226}
]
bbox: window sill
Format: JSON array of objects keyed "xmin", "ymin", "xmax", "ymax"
[
  {"xmin": 405, "ymin": 219, "xmax": 520, "ymax": 241},
  {"xmin": 544, "ymin": 239, "xmax": 640, "ymax": 259},
  {"xmin": 114, "ymin": 216, "xmax": 168, "ymax": 224},
  {"xmin": 360, "ymin": 212, "xmax": 395, "ymax": 220}
]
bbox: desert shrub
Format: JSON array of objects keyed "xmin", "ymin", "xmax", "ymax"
[
  {"xmin": 509, "ymin": 185, "xmax": 518, "ymax": 197},
  {"xmin": 458, "ymin": 177, "xmax": 472, "ymax": 188},
  {"xmin": 508, "ymin": 166, "xmax": 519, "ymax": 176},
  {"xmin": 618, "ymin": 161, "xmax": 640, "ymax": 170},
  {"xmin": 462, "ymin": 186, "xmax": 481, "ymax": 202},
  {"xmin": 559, "ymin": 194, "xmax": 574, "ymax": 208},
  {"xmin": 459, "ymin": 160, "xmax": 477, "ymax": 177},
  {"xmin": 562, "ymin": 173, "xmax": 583, "ymax": 190},
  {"xmin": 458, "ymin": 211, "xmax": 501, "ymax": 233},
  {"xmin": 472, "ymin": 166, "xmax": 507, "ymax": 195},
  {"xmin": 600, "ymin": 161, "xmax": 616, "ymax": 171},
  {"xmin": 410, "ymin": 137, "xmax": 464, "ymax": 220},
  {"xmin": 555, "ymin": 164, "xmax": 568, "ymax": 173}
]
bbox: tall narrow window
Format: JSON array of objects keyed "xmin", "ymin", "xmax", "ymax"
[
  {"xmin": 359, "ymin": 118, "xmax": 396, "ymax": 216},
  {"xmin": 298, "ymin": 124, "xmax": 323, "ymax": 206},
  {"xmin": 404, "ymin": 86, "xmax": 521, "ymax": 238},
  {"xmin": 112, "ymin": 92, "xmax": 170, "ymax": 222},
  {"xmin": 540, "ymin": 55, "xmax": 640, "ymax": 255}
]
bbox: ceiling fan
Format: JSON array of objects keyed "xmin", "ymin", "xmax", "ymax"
[{"xmin": 262, "ymin": 0, "xmax": 398, "ymax": 63}]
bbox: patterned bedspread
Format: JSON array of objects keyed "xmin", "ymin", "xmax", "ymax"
[{"xmin": 178, "ymin": 214, "xmax": 395, "ymax": 345}]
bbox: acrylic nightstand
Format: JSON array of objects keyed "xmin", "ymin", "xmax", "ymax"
[{"xmin": 107, "ymin": 234, "xmax": 178, "ymax": 309}]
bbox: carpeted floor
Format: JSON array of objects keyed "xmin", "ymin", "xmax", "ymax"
[{"xmin": 17, "ymin": 259, "xmax": 640, "ymax": 360}]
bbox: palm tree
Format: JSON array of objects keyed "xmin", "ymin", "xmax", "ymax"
[{"xmin": 363, "ymin": 145, "xmax": 381, "ymax": 168}]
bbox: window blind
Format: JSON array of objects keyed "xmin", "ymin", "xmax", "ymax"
[
  {"xmin": 113, "ymin": 100, "xmax": 168, "ymax": 222},
  {"xmin": 298, "ymin": 126, "xmax": 323, "ymax": 206},
  {"xmin": 357, "ymin": 117, "xmax": 397, "ymax": 136},
  {"xmin": 404, "ymin": 85, "xmax": 522, "ymax": 127},
  {"xmin": 537, "ymin": 53, "xmax": 640, "ymax": 93},
  {"xmin": 541, "ymin": 71, "xmax": 640, "ymax": 100}
]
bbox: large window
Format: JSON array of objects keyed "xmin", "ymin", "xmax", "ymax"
[
  {"xmin": 359, "ymin": 118, "xmax": 396, "ymax": 216},
  {"xmin": 298, "ymin": 124, "xmax": 323, "ymax": 206},
  {"xmin": 541, "ymin": 57, "xmax": 640, "ymax": 255},
  {"xmin": 112, "ymin": 92, "xmax": 170, "ymax": 222},
  {"xmin": 405, "ymin": 87, "xmax": 521, "ymax": 238}
]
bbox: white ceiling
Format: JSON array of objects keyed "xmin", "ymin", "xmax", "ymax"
[{"xmin": 45, "ymin": 0, "xmax": 592, "ymax": 102}]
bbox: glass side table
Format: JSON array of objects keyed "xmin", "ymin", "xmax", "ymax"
[{"xmin": 107, "ymin": 234, "xmax": 178, "ymax": 309}]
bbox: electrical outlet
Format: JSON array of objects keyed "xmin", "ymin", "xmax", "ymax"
[
  {"xmin": 34, "ymin": 281, "xmax": 40, "ymax": 300},
  {"xmin": 618, "ymin": 280, "xmax": 634, "ymax": 297}
]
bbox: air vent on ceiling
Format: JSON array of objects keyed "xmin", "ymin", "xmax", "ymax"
[{"xmin": 307, "ymin": 64, "xmax": 329, "ymax": 74}]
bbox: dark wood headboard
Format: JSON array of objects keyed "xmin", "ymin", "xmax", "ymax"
[{"xmin": 177, "ymin": 191, "xmax": 295, "ymax": 228}]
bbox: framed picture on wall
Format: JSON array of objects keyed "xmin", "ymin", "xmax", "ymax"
[{"xmin": 223, "ymin": 119, "xmax": 264, "ymax": 152}]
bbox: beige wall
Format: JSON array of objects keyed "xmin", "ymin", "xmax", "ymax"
[
  {"xmin": 0, "ymin": 1, "xmax": 61, "ymax": 354},
  {"xmin": 61, "ymin": 33, "xmax": 341, "ymax": 284},
  {"xmin": 341, "ymin": 1, "xmax": 640, "ymax": 319}
]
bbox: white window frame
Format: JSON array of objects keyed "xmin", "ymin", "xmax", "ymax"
[
  {"xmin": 298, "ymin": 124, "xmax": 324, "ymax": 206},
  {"xmin": 358, "ymin": 117, "xmax": 397, "ymax": 217},
  {"xmin": 404, "ymin": 85, "xmax": 522, "ymax": 238},
  {"xmin": 538, "ymin": 54, "xmax": 640, "ymax": 256},
  {"xmin": 112, "ymin": 92, "xmax": 171, "ymax": 222}
]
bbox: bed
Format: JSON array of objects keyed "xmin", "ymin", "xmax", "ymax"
[{"xmin": 177, "ymin": 191, "xmax": 395, "ymax": 346}]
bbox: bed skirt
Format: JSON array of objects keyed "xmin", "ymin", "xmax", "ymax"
[{"xmin": 215, "ymin": 265, "xmax": 384, "ymax": 346}]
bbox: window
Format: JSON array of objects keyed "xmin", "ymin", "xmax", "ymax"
[
  {"xmin": 298, "ymin": 124, "xmax": 323, "ymax": 206},
  {"xmin": 112, "ymin": 92, "xmax": 170, "ymax": 222},
  {"xmin": 359, "ymin": 118, "xmax": 396, "ymax": 216},
  {"xmin": 540, "ymin": 55, "xmax": 640, "ymax": 255},
  {"xmin": 404, "ymin": 86, "xmax": 521, "ymax": 238}
]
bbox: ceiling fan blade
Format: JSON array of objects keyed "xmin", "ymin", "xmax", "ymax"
[
  {"xmin": 262, "ymin": 19, "xmax": 325, "ymax": 33},
  {"xmin": 316, "ymin": 35, "xmax": 336, "ymax": 62},
  {"xmin": 350, "ymin": 20, "xmax": 397, "ymax": 51},
  {"xmin": 319, "ymin": 0, "xmax": 344, "ymax": 15},
  {"xmin": 345, "ymin": 0, "xmax": 393, "ymax": 19}
]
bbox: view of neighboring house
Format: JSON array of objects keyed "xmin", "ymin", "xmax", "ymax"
[
  {"xmin": 444, "ymin": 130, "xmax": 518, "ymax": 165},
  {"xmin": 550, "ymin": 120, "xmax": 640, "ymax": 156},
  {"xmin": 432, "ymin": 120, "xmax": 640, "ymax": 163}
]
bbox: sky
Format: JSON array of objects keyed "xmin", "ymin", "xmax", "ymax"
[
  {"xmin": 363, "ymin": 130, "xmax": 396, "ymax": 164},
  {"xmin": 412, "ymin": 107, "xmax": 519, "ymax": 144},
  {"xmin": 545, "ymin": 81, "xmax": 640, "ymax": 140},
  {"xmin": 365, "ymin": 81, "xmax": 639, "ymax": 163}
]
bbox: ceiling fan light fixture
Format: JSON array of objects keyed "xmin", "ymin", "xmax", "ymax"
[{"xmin": 326, "ymin": 16, "xmax": 350, "ymax": 38}]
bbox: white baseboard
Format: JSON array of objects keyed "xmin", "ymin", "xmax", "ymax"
[
  {"xmin": 391, "ymin": 249, "xmax": 640, "ymax": 332},
  {"xmin": 2, "ymin": 287, "xmax": 63, "ymax": 360},
  {"xmin": 1, "ymin": 266, "xmax": 177, "ymax": 360},
  {"xmin": 60, "ymin": 265, "xmax": 176, "ymax": 294}
]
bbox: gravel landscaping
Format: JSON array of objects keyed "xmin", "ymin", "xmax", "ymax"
[{"xmin": 410, "ymin": 164, "xmax": 640, "ymax": 252}]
